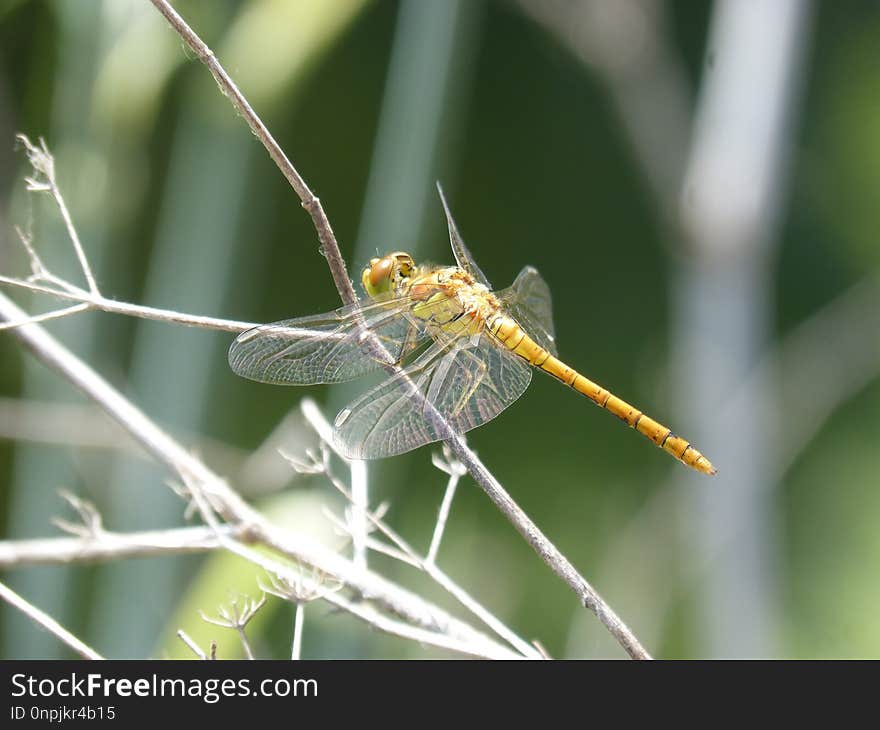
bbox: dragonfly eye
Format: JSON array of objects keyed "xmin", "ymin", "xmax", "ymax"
[{"xmin": 363, "ymin": 256, "xmax": 395, "ymax": 298}]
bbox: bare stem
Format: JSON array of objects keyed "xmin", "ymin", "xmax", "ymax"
[
  {"xmin": 0, "ymin": 275, "xmax": 86, "ymax": 299},
  {"xmin": 16, "ymin": 135, "xmax": 99, "ymax": 295},
  {"xmin": 0, "ymin": 302, "xmax": 92, "ymax": 331},
  {"xmin": 0, "ymin": 580, "xmax": 103, "ymax": 660},
  {"xmin": 0, "ymin": 525, "xmax": 239, "ymax": 568},
  {"xmin": 176, "ymin": 629, "xmax": 208, "ymax": 660},
  {"xmin": 349, "ymin": 459, "xmax": 369, "ymax": 570},
  {"xmin": 0, "ymin": 276, "xmax": 258, "ymax": 332},
  {"xmin": 238, "ymin": 628, "xmax": 255, "ymax": 660},
  {"xmin": 292, "ymin": 603, "xmax": 304, "ymax": 660},
  {"xmin": 427, "ymin": 448, "xmax": 465, "ymax": 564},
  {"xmin": 148, "ymin": 0, "xmax": 356, "ymax": 306}
]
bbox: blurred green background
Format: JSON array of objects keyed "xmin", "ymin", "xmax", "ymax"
[{"xmin": 0, "ymin": 0, "xmax": 878, "ymax": 659}]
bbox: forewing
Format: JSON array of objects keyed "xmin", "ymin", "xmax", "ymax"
[
  {"xmin": 228, "ymin": 299, "xmax": 428, "ymax": 386},
  {"xmin": 436, "ymin": 182, "xmax": 492, "ymax": 288},
  {"xmin": 334, "ymin": 335, "xmax": 532, "ymax": 459},
  {"xmin": 497, "ymin": 265, "xmax": 557, "ymax": 356}
]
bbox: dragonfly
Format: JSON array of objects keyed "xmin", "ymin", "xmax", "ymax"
[{"xmin": 228, "ymin": 188, "xmax": 716, "ymax": 476}]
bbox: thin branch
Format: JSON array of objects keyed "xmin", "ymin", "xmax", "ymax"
[
  {"xmin": 148, "ymin": 0, "xmax": 356, "ymax": 306},
  {"xmin": 349, "ymin": 459, "xmax": 368, "ymax": 570},
  {"xmin": 88, "ymin": 296, "xmax": 256, "ymax": 332},
  {"xmin": 176, "ymin": 629, "xmax": 208, "ymax": 660},
  {"xmin": 427, "ymin": 445, "xmax": 466, "ymax": 564},
  {"xmin": 0, "ymin": 302, "xmax": 92, "ymax": 331},
  {"xmin": 183, "ymin": 464, "xmax": 520, "ymax": 660},
  {"xmin": 331, "ymin": 595, "xmax": 522, "ymax": 659},
  {"xmin": 53, "ymin": 490, "xmax": 104, "ymax": 538},
  {"xmin": 292, "ymin": 603, "xmax": 304, "ymax": 660},
  {"xmin": 0, "ymin": 525, "xmax": 242, "ymax": 568},
  {"xmin": 0, "ymin": 274, "xmax": 86, "ymax": 299},
  {"xmin": 200, "ymin": 594, "xmax": 265, "ymax": 660},
  {"xmin": 0, "ymin": 274, "xmax": 258, "ymax": 332},
  {"xmin": 259, "ymin": 569, "xmax": 341, "ymax": 660},
  {"xmin": 322, "ymin": 507, "xmax": 419, "ymax": 566},
  {"xmin": 16, "ymin": 135, "xmax": 99, "ymax": 295},
  {"xmin": 2, "ymin": 212, "xmax": 259, "ymax": 332},
  {"xmin": 14, "ymin": 224, "xmax": 50, "ymax": 278},
  {"xmin": 0, "ymin": 580, "xmax": 103, "ymax": 660}
]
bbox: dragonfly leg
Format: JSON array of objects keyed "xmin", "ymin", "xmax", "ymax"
[
  {"xmin": 394, "ymin": 320, "xmax": 423, "ymax": 366},
  {"xmin": 449, "ymin": 346, "xmax": 488, "ymax": 417},
  {"xmin": 357, "ymin": 315, "xmax": 422, "ymax": 369},
  {"xmin": 416, "ymin": 336, "xmax": 487, "ymax": 421},
  {"xmin": 423, "ymin": 343, "xmax": 461, "ymax": 416}
]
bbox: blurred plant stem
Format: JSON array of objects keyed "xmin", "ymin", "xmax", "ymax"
[{"xmin": 674, "ymin": 0, "xmax": 814, "ymax": 657}]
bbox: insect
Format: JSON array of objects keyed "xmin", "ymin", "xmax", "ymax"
[{"xmin": 229, "ymin": 188, "xmax": 716, "ymax": 475}]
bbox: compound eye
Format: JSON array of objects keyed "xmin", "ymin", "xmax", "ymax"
[
  {"xmin": 369, "ymin": 257, "xmax": 394, "ymax": 288},
  {"xmin": 363, "ymin": 256, "xmax": 395, "ymax": 296}
]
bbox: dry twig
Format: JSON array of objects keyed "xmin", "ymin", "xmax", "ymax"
[{"xmin": 0, "ymin": 580, "xmax": 103, "ymax": 660}]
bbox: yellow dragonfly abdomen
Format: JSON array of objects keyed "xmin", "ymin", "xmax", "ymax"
[{"xmin": 487, "ymin": 314, "xmax": 717, "ymax": 476}]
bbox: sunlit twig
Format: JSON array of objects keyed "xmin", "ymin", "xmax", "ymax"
[
  {"xmin": 200, "ymin": 594, "xmax": 266, "ymax": 660},
  {"xmin": 0, "ymin": 580, "xmax": 103, "ymax": 660},
  {"xmin": 260, "ymin": 568, "xmax": 343, "ymax": 660},
  {"xmin": 428, "ymin": 445, "xmax": 466, "ymax": 564},
  {"xmin": 176, "ymin": 629, "xmax": 208, "ymax": 660},
  {"xmin": 17, "ymin": 135, "xmax": 99, "ymax": 295}
]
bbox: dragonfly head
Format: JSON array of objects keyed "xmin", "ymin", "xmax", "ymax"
[{"xmin": 362, "ymin": 252, "xmax": 416, "ymax": 300}]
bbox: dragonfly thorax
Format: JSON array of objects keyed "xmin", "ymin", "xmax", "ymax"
[{"xmin": 405, "ymin": 265, "xmax": 502, "ymax": 340}]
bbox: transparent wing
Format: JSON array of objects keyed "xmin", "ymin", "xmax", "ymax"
[
  {"xmin": 497, "ymin": 265, "xmax": 557, "ymax": 356},
  {"xmin": 436, "ymin": 182, "xmax": 492, "ymax": 289},
  {"xmin": 228, "ymin": 297, "xmax": 430, "ymax": 386},
  {"xmin": 334, "ymin": 334, "xmax": 532, "ymax": 459}
]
